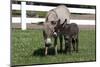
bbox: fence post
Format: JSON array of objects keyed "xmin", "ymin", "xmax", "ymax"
[{"xmin": 21, "ymin": 1, "xmax": 26, "ymax": 30}]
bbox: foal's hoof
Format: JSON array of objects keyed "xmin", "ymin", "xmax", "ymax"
[{"xmin": 45, "ymin": 52, "xmax": 48, "ymax": 56}]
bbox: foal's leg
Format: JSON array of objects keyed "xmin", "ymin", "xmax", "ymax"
[
  {"xmin": 64, "ymin": 38, "xmax": 72, "ymax": 54},
  {"xmin": 64, "ymin": 35, "xmax": 70, "ymax": 54},
  {"xmin": 64, "ymin": 38, "xmax": 68, "ymax": 53},
  {"xmin": 68, "ymin": 38, "xmax": 72, "ymax": 54},
  {"xmin": 76, "ymin": 35, "xmax": 79, "ymax": 53},
  {"xmin": 72, "ymin": 38, "xmax": 75, "ymax": 51},
  {"xmin": 59, "ymin": 34, "xmax": 63, "ymax": 52},
  {"xmin": 54, "ymin": 37, "xmax": 58, "ymax": 55}
]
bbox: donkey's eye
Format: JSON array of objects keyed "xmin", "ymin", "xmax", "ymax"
[{"xmin": 51, "ymin": 21, "xmax": 56, "ymax": 25}]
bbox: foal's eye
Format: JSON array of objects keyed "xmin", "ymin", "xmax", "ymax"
[{"xmin": 51, "ymin": 21, "xmax": 56, "ymax": 25}]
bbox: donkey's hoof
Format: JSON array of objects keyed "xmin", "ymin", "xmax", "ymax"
[
  {"xmin": 45, "ymin": 54, "xmax": 47, "ymax": 56},
  {"xmin": 45, "ymin": 52, "xmax": 48, "ymax": 56}
]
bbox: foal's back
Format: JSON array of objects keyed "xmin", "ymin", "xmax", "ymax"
[
  {"xmin": 63, "ymin": 23, "xmax": 79, "ymax": 36},
  {"xmin": 69, "ymin": 23, "xmax": 79, "ymax": 35}
]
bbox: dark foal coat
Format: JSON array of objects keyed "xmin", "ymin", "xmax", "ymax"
[
  {"xmin": 55, "ymin": 19, "xmax": 79, "ymax": 53},
  {"xmin": 60, "ymin": 22, "xmax": 79, "ymax": 53}
]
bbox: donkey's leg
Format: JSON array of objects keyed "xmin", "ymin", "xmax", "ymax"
[
  {"xmin": 45, "ymin": 46, "xmax": 48, "ymax": 56},
  {"xmin": 59, "ymin": 34, "xmax": 63, "ymax": 52},
  {"xmin": 54, "ymin": 37, "xmax": 58, "ymax": 55}
]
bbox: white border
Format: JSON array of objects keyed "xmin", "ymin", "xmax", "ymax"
[
  {"xmin": 0, "ymin": 0, "xmax": 10, "ymax": 67},
  {"xmin": 0, "ymin": 0, "xmax": 100, "ymax": 67},
  {"xmin": 18, "ymin": 0, "xmax": 96, "ymax": 5}
]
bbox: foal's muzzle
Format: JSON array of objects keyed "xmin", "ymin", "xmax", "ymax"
[{"xmin": 53, "ymin": 32, "xmax": 57, "ymax": 38}]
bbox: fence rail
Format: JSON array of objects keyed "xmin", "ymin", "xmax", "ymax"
[
  {"xmin": 12, "ymin": 17, "xmax": 95, "ymax": 25},
  {"xmin": 12, "ymin": 0, "xmax": 96, "ymax": 30},
  {"xmin": 12, "ymin": 4, "xmax": 95, "ymax": 14}
]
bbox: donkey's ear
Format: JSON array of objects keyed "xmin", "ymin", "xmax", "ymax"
[
  {"xmin": 64, "ymin": 19, "xmax": 67, "ymax": 23},
  {"xmin": 58, "ymin": 19, "xmax": 60, "ymax": 22},
  {"xmin": 57, "ymin": 19, "xmax": 60, "ymax": 25}
]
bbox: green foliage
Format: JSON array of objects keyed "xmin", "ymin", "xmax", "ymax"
[
  {"xmin": 12, "ymin": 29, "xmax": 96, "ymax": 66},
  {"xmin": 36, "ymin": 11, "xmax": 47, "ymax": 18}
]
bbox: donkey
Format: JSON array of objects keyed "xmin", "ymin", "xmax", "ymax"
[
  {"xmin": 57, "ymin": 19, "xmax": 79, "ymax": 54},
  {"xmin": 43, "ymin": 22, "xmax": 58, "ymax": 55},
  {"xmin": 45, "ymin": 5, "xmax": 70, "ymax": 52}
]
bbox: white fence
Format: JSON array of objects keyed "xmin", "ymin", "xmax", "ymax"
[{"xmin": 12, "ymin": 0, "xmax": 96, "ymax": 30}]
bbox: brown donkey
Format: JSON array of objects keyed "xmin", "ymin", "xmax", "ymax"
[
  {"xmin": 43, "ymin": 22, "xmax": 58, "ymax": 55},
  {"xmin": 42, "ymin": 5, "xmax": 71, "ymax": 55},
  {"xmin": 44, "ymin": 5, "xmax": 71, "ymax": 53}
]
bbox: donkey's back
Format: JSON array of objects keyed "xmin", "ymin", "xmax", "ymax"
[{"xmin": 46, "ymin": 5, "xmax": 70, "ymax": 24}]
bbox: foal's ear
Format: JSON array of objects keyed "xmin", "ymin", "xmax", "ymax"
[{"xmin": 62, "ymin": 19, "xmax": 67, "ymax": 27}]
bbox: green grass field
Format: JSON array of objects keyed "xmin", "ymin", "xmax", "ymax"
[{"xmin": 12, "ymin": 29, "xmax": 96, "ymax": 66}]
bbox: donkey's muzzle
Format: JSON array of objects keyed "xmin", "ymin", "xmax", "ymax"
[{"xmin": 45, "ymin": 38, "xmax": 52, "ymax": 47}]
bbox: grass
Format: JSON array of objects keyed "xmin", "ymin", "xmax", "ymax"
[{"xmin": 11, "ymin": 29, "xmax": 96, "ymax": 66}]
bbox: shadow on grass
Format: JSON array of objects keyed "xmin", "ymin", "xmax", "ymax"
[
  {"xmin": 32, "ymin": 47, "xmax": 66, "ymax": 57},
  {"xmin": 33, "ymin": 47, "xmax": 55, "ymax": 56}
]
